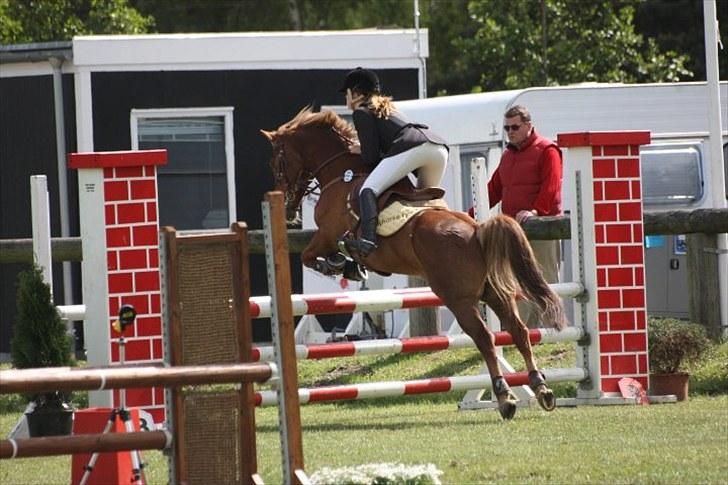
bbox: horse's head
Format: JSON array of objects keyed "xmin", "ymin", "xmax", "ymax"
[
  {"xmin": 261, "ymin": 107, "xmax": 357, "ymax": 222},
  {"xmin": 260, "ymin": 127, "xmax": 310, "ymax": 222}
]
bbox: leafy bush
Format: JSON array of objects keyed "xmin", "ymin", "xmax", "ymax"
[
  {"xmin": 688, "ymin": 341, "xmax": 728, "ymax": 395},
  {"xmin": 11, "ymin": 264, "xmax": 74, "ymax": 403},
  {"xmin": 648, "ymin": 318, "xmax": 710, "ymax": 374}
]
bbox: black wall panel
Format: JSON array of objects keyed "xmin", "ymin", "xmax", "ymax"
[
  {"xmin": 0, "ymin": 74, "xmax": 78, "ymax": 355},
  {"xmin": 90, "ymin": 68, "xmax": 419, "ymax": 340}
]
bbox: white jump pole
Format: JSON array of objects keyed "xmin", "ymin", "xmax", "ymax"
[{"xmin": 30, "ymin": 175, "xmax": 53, "ymax": 296}]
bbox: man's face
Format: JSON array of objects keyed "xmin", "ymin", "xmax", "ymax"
[{"xmin": 503, "ymin": 116, "xmax": 531, "ymax": 145}]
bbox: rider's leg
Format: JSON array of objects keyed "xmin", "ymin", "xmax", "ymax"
[
  {"xmin": 347, "ymin": 187, "xmax": 379, "ymax": 256},
  {"xmin": 350, "ymin": 143, "xmax": 448, "ymax": 256},
  {"xmin": 362, "ymin": 142, "xmax": 448, "ymax": 195},
  {"xmin": 415, "ymin": 145, "xmax": 448, "ymax": 189}
]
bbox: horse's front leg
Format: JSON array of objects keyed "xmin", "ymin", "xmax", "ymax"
[
  {"xmin": 301, "ymin": 231, "xmax": 336, "ymax": 268},
  {"xmin": 301, "ymin": 231, "xmax": 346, "ymax": 276}
]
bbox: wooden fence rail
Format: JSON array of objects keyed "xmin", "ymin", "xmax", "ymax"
[
  {"xmin": 2, "ymin": 209, "xmax": 727, "ymax": 264},
  {"xmin": 1, "ymin": 431, "xmax": 171, "ymax": 459},
  {"xmin": 0, "ymin": 363, "xmax": 274, "ymax": 394}
]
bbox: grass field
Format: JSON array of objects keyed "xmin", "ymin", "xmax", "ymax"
[{"xmin": 1, "ymin": 342, "xmax": 726, "ymax": 484}]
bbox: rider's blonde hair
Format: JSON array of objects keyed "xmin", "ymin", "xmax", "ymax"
[{"xmin": 369, "ymin": 94, "xmax": 396, "ymax": 119}]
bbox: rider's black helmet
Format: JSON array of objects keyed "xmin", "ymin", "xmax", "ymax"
[{"xmin": 339, "ymin": 67, "xmax": 381, "ymax": 95}]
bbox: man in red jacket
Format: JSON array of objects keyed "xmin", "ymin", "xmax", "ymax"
[{"xmin": 488, "ymin": 105, "xmax": 563, "ymax": 328}]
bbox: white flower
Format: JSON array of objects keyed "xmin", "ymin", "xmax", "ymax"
[{"xmin": 310, "ymin": 462, "xmax": 443, "ymax": 485}]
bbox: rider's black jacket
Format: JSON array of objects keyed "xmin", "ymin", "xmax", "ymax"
[{"xmin": 352, "ymin": 104, "xmax": 448, "ymax": 167}]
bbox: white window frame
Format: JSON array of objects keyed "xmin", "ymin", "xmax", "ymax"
[{"xmin": 130, "ymin": 106, "xmax": 236, "ymax": 226}]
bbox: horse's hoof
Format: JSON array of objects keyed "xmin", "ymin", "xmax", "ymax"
[
  {"xmin": 497, "ymin": 392, "xmax": 518, "ymax": 420},
  {"xmin": 536, "ymin": 386, "xmax": 556, "ymax": 411},
  {"xmin": 498, "ymin": 399, "xmax": 517, "ymax": 420}
]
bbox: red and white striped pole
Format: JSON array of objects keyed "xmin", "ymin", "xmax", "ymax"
[
  {"xmin": 254, "ymin": 367, "xmax": 586, "ymax": 407},
  {"xmin": 249, "ymin": 283, "xmax": 583, "ymax": 319},
  {"xmin": 251, "ymin": 327, "xmax": 583, "ymax": 362}
]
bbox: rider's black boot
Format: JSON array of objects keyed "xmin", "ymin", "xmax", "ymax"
[{"xmin": 348, "ymin": 188, "xmax": 378, "ymax": 257}]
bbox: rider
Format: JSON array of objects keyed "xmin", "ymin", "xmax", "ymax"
[{"xmin": 341, "ymin": 67, "xmax": 449, "ymax": 257}]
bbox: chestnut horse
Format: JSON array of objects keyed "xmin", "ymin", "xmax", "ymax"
[{"xmin": 262, "ymin": 108, "xmax": 566, "ymax": 419}]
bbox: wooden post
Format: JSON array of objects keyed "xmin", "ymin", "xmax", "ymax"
[
  {"xmin": 231, "ymin": 222, "xmax": 261, "ymax": 484},
  {"xmin": 407, "ymin": 275, "xmax": 440, "ymax": 336},
  {"xmin": 263, "ymin": 192, "xmax": 307, "ymax": 485},
  {"xmin": 687, "ymin": 233, "xmax": 722, "ymax": 339}
]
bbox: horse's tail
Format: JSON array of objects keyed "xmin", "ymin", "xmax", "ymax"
[{"xmin": 476, "ymin": 215, "xmax": 566, "ymax": 330}]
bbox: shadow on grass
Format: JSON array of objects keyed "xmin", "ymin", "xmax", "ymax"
[{"xmin": 306, "ymin": 351, "xmax": 483, "ymax": 387}]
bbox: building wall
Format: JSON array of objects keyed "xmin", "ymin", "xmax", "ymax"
[
  {"xmin": 0, "ymin": 67, "xmax": 420, "ymax": 352},
  {"xmin": 0, "ymin": 73, "xmax": 78, "ymax": 356}
]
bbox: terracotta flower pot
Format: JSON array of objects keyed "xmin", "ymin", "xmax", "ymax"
[{"xmin": 649, "ymin": 372, "xmax": 690, "ymax": 401}]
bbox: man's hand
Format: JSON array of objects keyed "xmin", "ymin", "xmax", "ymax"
[{"xmin": 516, "ymin": 209, "xmax": 537, "ymax": 223}]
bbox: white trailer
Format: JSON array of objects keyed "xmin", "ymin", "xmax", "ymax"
[
  {"xmin": 396, "ymin": 81, "xmax": 728, "ymax": 321},
  {"xmin": 303, "ymin": 82, "xmax": 727, "ymax": 338}
]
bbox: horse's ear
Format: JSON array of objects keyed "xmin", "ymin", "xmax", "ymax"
[{"xmin": 260, "ymin": 129, "xmax": 275, "ymax": 142}]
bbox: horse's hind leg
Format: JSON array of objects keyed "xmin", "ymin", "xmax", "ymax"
[
  {"xmin": 448, "ymin": 301, "xmax": 518, "ymax": 420},
  {"xmin": 483, "ymin": 287, "xmax": 556, "ymax": 411}
]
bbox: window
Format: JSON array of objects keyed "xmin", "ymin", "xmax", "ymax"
[
  {"xmin": 131, "ymin": 108, "xmax": 235, "ymax": 230},
  {"xmin": 640, "ymin": 143, "xmax": 704, "ymax": 206}
]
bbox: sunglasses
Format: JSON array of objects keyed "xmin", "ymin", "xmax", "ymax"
[{"xmin": 503, "ymin": 124, "xmax": 523, "ymax": 132}]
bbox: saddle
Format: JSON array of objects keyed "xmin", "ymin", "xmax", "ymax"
[
  {"xmin": 347, "ymin": 177, "xmax": 447, "ymax": 226},
  {"xmin": 331, "ymin": 177, "xmax": 448, "ymax": 280}
]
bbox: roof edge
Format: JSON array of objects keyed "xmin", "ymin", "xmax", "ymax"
[{"xmin": 0, "ymin": 41, "xmax": 73, "ymax": 64}]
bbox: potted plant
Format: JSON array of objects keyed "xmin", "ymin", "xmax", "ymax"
[
  {"xmin": 11, "ymin": 264, "xmax": 75, "ymax": 437},
  {"xmin": 648, "ymin": 317, "xmax": 710, "ymax": 401}
]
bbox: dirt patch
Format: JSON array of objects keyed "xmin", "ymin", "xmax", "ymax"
[{"xmin": 311, "ymin": 362, "xmax": 370, "ymax": 386}]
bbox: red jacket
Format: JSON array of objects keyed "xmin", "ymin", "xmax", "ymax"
[{"xmin": 487, "ymin": 130, "xmax": 562, "ymax": 217}]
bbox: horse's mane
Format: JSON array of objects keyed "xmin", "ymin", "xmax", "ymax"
[{"xmin": 278, "ymin": 106, "xmax": 357, "ymax": 143}]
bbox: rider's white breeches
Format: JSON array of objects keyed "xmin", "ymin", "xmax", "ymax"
[{"xmin": 361, "ymin": 142, "xmax": 448, "ymax": 195}]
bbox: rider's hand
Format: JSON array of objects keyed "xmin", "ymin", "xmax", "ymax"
[
  {"xmin": 516, "ymin": 209, "xmax": 537, "ymax": 223},
  {"xmin": 349, "ymin": 143, "xmax": 361, "ymax": 155}
]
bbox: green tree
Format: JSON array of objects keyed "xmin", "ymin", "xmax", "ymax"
[
  {"xmin": 634, "ymin": 0, "xmax": 727, "ymax": 81},
  {"xmin": 128, "ymin": 0, "xmax": 696, "ymax": 96},
  {"xmin": 0, "ymin": 0, "xmax": 154, "ymax": 44},
  {"xmin": 459, "ymin": 0, "xmax": 691, "ymax": 92},
  {"xmin": 11, "ymin": 264, "xmax": 73, "ymax": 370}
]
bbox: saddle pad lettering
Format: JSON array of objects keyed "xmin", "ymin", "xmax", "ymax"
[{"xmin": 377, "ymin": 199, "xmax": 448, "ymax": 237}]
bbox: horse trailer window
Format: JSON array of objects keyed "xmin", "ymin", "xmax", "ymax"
[
  {"xmin": 131, "ymin": 108, "xmax": 235, "ymax": 230},
  {"xmin": 640, "ymin": 143, "xmax": 704, "ymax": 206}
]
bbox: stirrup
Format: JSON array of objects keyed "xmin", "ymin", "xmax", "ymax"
[{"xmin": 346, "ymin": 238, "xmax": 377, "ymax": 257}]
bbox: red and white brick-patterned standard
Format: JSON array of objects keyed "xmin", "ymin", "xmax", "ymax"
[
  {"xmin": 69, "ymin": 150, "xmax": 167, "ymax": 422},
  {"xmin": 558, "ymin": 132, "xmax": 651, "ymax": 397}
]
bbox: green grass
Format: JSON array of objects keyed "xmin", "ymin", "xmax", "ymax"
[{"xmin": 1, "ymin": 342, "xmax": 727, "ymax": 484}]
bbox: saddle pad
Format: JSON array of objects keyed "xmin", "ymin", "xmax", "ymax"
[{"xmin": 377, "ymin": 199, "xmax": 448, "ymax": 237}]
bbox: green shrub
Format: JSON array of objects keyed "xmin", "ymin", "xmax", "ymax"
[
  {"xmin": 11, "ymin": 264, "xmax": 74, "ymax": 403},
  {"xmin": 648, "ymin": 317, "xmax": 710, "ymax": 374}
]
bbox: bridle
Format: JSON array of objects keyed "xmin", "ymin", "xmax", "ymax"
[{"xmin": 271, "ymin": 128, "xmax": 352, "ymax": 212}]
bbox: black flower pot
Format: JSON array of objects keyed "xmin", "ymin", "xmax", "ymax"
[{"xmin": 26, "ymin": 401, "xmax": 74, "ymax": 437}]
